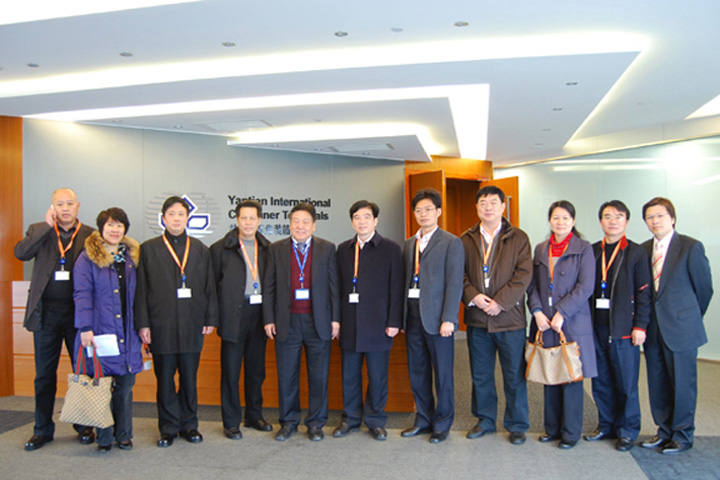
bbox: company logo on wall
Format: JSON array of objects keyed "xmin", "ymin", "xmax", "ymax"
[{"xmin": 145, "ymin": 193, "xmax": 220, "ymax": 239}]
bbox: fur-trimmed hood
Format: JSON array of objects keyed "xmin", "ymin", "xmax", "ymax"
[{"xmin": 84, "ymin": 230, "xmax": 140, "ymax": 268}]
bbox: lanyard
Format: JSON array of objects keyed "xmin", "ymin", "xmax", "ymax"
[
  {"xmin": 54, "ymin": 220, "xmax": 82, "ymax": 269},
  {"xmin": 413, "ymin": 237, "xmax": 421, "ymax": 286},
  {"xmin": 600, "ymin": 237, "xmax": 623, "ymax": 291},
  {"xmin": 480, "ymin": 235, "xmax": 494, "ymax": 275},
  {"xmin": 162, "ymin": 233, "xmax": 190, "ymax": 285},
  {"xmin": 239, "ymin": 236, "xmax": 259, "ymax": 291},
  {"xmin": 293, "ymin": 241, "xmax": 309, "ymax": 287},
  {"xmin": 548, "ymin": 242, "xmax": 569, "ymax": 291}
]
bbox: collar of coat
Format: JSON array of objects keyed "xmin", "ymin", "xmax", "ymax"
[
  {"xmin": 465, "ymin": 217, "xmax": 515, "ymax": 240},
  {"xmin": 84, "ymin": 230, "xmax": 140, "ymax": 268},
  {"xmin": 222, "ymin": 226, "xmax": 270, "ymax": 250}
]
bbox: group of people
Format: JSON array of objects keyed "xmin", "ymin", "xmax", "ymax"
[{"xmin": 16, "ymin": 186, "xmax": 712, "ymax": 457}]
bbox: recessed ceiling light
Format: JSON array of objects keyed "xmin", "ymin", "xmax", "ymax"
[
  {"xmin": 454, "ymin": 21, "xmax": 469, "ymax": 27},
  {"xmin": 391, "ymin": 27, "xmax": 405, "ymax": 33},
  {"xmin": 552, "ymin": 107, "xmax": 563, "ymax": 111},
  {"xmin": 112, "ymin": 119, "xmax": 123, "ymax": 123},
  {"xmin": 119, "ymin": 52, "xmax": 133, "ymax": 57},
  {"xmin": 542, "ymin": 128, "xmax": 551, "ymax": 131},
  {"xmin": 334, "ymin": 31, "xmax": 348, "ymax": 37},
  {"xmin": 566, "ymin": 81, "xmax": 578, "ymax": 86},
  {"xmin": 222, "ymin": 42, "xmax": 236, "ymax": 47},
  {"xmin": 173, "ymin": 125, "xmax": 183, "ymax": 129},
  {"xmin": 27, "ymin": 63, "xmax": 40, "ymax": 68}
]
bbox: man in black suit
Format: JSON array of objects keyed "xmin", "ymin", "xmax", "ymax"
[
  {"xmin": 211, "ymin": 199, "xmax": 273, "ymax": 440},
  {"xmin": 401, "ymin": 188, "xmax": 464, "ymax": 444},
  {"xmin": 15, "ymin": 188, "xmax": 95, "ymax": 451},
  {"xmin": 333, "ymin": 200, "xmax": 404, "ymax": 441},
  {"xmin": 640, "ymin": 197, "xmax": 713, "ymax": 454},
  {"xmin": 263, "ymin": 202, "xmax": 340, "ymax": 442}
]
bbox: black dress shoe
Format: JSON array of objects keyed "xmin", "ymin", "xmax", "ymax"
[
  {"xmin": 245, "ymin": 419, "xmax": 273, "ymax": 432},
  {"xmin": 179, "ymin": 429, "xmax": 203, "ymax": 443},
  {"xmin": 583, "ymin": 429, "xmax": 616, "ymax": 441},
  {"xmin": 559, "ymin": 439, "xmax": 577, "ymax": 449},
  {"xmin": 98, "ymin": 444, "xmax": 112, "ymax": 453},
  {"xmin": 157, "ymin": 433, "xmax": 176, "ymax": 448},
  {"xmin": 538, "ymin": 433, "xmax": 561, "ymax": 443},
  {"xmin": 616, "ymin": 437, "xmax": 634, "ymax": 452},
  {"xmin": 661, "ymin": 440, "xmax": 692, "ymax": 455},
  {"xmin": 308, "ymin": 426, "xmax": 324, "ymax": 442},
  {"xmin": 370, "ymin": 427, "xmax": 387, "ymax": 441},
  {"xmin": 78, "ymin": 427, "xmax": 96, "ymax": 445},
  {"xmin": 401, "ymin": 426, "xmax": 432, "ymax": 437},
  {"xmin": 333, "ymin": 422, "xmax": 360, "ymax": 438},
  {"xmin": 275, "ymin": 425, "xmax": 298, "ymax": 441},
  {"xmin": 224, "ymin": 427, "xmax": 243, "ymax": 440},
  {"xmin": 466, "ymin": 423, "xmax": 495, "ymax": 439},
  {"xmin": 509, "ymin": 432, "xmax": 526, "ymax": 445},
  {"xmin": 641, "ymin": 435, "xmax": 669, "ymax": 449},
  {"xmin": 429, "ymin": 431, "xmax": 449, "ymax": 444},
  {"xmin": 117, "ymin": 440, "xmax": 133, "ymax": 450},
  {"xmin": 25, "ymin": 435, "xmax": 53, "ymax": 451}
]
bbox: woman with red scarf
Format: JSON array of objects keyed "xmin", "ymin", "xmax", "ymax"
[{"xmin": 527, "ymin": 200, "xmax": 596, "ymax": 449}]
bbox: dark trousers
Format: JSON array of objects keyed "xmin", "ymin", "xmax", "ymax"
[
  {"xmin": 467, "ymin": 326, "xmax": 529, "ymax": 433},
  {"xmin": 543, "ymin": 381, "xmax": 584, "ymax": 443},
  {"xmin": 591, "ymin": 324, "xmax": 641, "ymax": 440},
  {"xmin": 97, "ymin": 373, "xmax": 137, "ymax": 445},
  {"xmin": 220, "ymin": 303, "xmax": 267, "ymax": 428},
  {"xmin": 33, "ymin": 301, "xmax": 84, "ymax": 437},
  {"xmin": 153, "ymin": 352, "xmax": 201, "ymax": 435},
  {"xmin": 644, "ymin": 323, "xmax": 698, "ymax": 446},
  {"xmin": 405, "ymin": 313, "xmax": 454, "ymax": 432},
  {"xmin": 340, "ymin": 349, "xmax": 390, "ymax": 429},
  {"xmin": 275, "ymin": 313, "xmax": 331, "ymax": 428}
]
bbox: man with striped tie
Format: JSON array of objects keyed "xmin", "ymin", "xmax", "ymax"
[{"xmin": 640, "ymin": 197, "xmax": 713, "ymax": 455}]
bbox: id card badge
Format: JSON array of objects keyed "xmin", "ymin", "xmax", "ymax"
[
  {"xmin": 595, "ymin": 298, "xmax": 610, "ymax": 310},
  {"xmin": 144, "ymin": 359, "xmax": 153, "ymax": 371},
  {"xmin": 408, "ymin": 288, "xmax": 420, "ymax": 299},
  {"xmin": 484, "ymin": 278, "xmax": 490, "ymax": 289},
  {"xmin": 349, "ymin": 293, "xmax": 359, "ymax": 304},
  {"xmin": 548, "ymin": 296, "xmax": 553, "ymax": 307},
  {"xmin": 177, "ymin": 287, "xmax": 192, "ymax": 299},
  {"xmin": 55, "ymin": 270, "xmax": 70, "ymax": 281},
  {"xmin": 249, "ymin": 294, "xmax": 262, "ymax": 305},
  {"xmin": 295, "ymin": 288, "xmax": 310, "ymax": 300}
]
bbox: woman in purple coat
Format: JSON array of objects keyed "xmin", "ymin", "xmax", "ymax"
[
  {"xmin": 527, "ymin": 200, "xmax": 596, "ymax": 449},
  {"xmin": 73, "ymin": 208, "xmax": 143, "ymax": 452}
]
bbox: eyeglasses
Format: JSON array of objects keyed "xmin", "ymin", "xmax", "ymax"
[
  {"xmin": 414, "ymin": 207, "xmax": 436, "ymax": 215},
  {"xmin": 645, "ymin": 213, "xmax": 668, "ymax": 222}
]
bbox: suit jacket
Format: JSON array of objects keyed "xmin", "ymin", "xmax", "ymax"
[
  {"xmin": 642, "ymin": 232, "xmax": 713, "ymax": 352},
  {"xmin": 337, "ymin": 232, "xmax": 404, "ymax": 352},
  {"xmin": 14, "ymin": 221, "xmax": 95, "ymax": 331},
  {"xmin": 263, "ymin": 236, "xmax": 340, "ymax": 342},
  {"xmin": 210, "ymin": 227, "xmax": 270, "ymax": 342},
  {"xmin": 403, "ymin": 228, "xmax": 464, "ymax": 334}
]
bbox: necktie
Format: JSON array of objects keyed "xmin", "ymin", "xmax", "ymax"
[
  {"xmin": 652, "ymin": 244, "xmax": 663, "ymax": 291},
  {"xmin": 297, "ymin": 241, "xmax": 306, "ymax": 256}
]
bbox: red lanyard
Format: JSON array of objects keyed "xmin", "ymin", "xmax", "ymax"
[
  {"xmin": 54, "ymin": 220, "xmax": 82, "ymax": 267},
  {"xmin": 600, "ymin": 237, "xmax": 623, "ymax": 286},
  {"xmin": 239, "ymin": 236, "xmax": 259, "ymax": 287},
  {"xmin": 481, "ymin": 235, "xmax": 493, "ymax": 272},
  {"xmin": 162, "ymin": 234, "xmax": 190, "ymax": 282}
]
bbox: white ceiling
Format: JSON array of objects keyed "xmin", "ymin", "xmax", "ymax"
[{"xmin": 2, "ymin": 0, "xmax": 720, "ymax": 166}]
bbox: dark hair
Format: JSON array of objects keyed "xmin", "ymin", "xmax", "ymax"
[
  {"xmin": 412, "ymin": 188, "xmax": 442, "ymax": 209},
  {"xmin": 642, "ymin": 197, "xmax": 676, "ymax": 222},
  {"xmin": 97, "ymin": 207, "xmax": 130, "ymax": 234},
  {"xmin": 161, "ymin": 196, "xmax": 190, "ymax": 215},
  {"xmin": 548, "ymin": 200, "xmax": 582, "ymax": 239},
  {"xmin": 598, "ymin": 200, "xmax": 630, "ymax": 220},
  {"xmin": 289, "ymin": 202, "xmax": 317, "ymax": 222},
  {"xmin": 476, "ymin": 185, "xmax": 505, "ymax": 203},
  {"xmin": 235, "ymin": 199, "xmax": 263, "ymax": 218},
  {"xmin": 349, "ymin": 200, "xmax": 379, "ymax": 219}
]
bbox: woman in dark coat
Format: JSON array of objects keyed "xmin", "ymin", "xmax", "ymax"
[
  {"xmin": 527, "ymin": 200, "xmax": 596, "ymax": 449},
  {"xmin": 73, "ymin": 208, "xmax": 143, "ymax": 452}
]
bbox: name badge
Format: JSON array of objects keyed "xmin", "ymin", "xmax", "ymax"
[
  {"xmin": 295, "ymin": 288, "xmax": 310, "ymax": 300},
  {"xmin": 55, "ymin": 270, "xmax": 70, "ymax": 281},
  {"xmin": 249, "ymin": 294, "xmax": 262, "ymax": 305},
  {"xmin": 408, "ymin": 288, "xmax": 420, "ymax": 299},
  {"xmin": 484, "ymin": 278, "xmax": 490, "ymax": 289},
  {"xmin": 548, "ymin": 296, "xmax": 553, "ymax": 307},
  {"xmin": 349, "ymin": 293, "xmax": 359, "ymax": 304},
  {"xmin": 595, "ymin": 298, "xmax": 610, "ymax": 310},
  {"xmin": 177, "ymin": 287, "xmax": 192, "ymax": 299}
]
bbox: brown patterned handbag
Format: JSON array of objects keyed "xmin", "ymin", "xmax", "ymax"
[
  {"xmin": 60, "ymin": 346, "xmax": 114, "ymax": 428},
  {"xmin": 525, "ymin": 329, "xmax": 583, "ymax": 385}
]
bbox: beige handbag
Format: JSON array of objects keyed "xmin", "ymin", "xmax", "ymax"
[
  {"xmin": 525, "ymin": 329, "xmax": 583, "ymax": 385},
  {"xmin": 60, "ymin": 347, "xmax": 114, "ymax": 428}
]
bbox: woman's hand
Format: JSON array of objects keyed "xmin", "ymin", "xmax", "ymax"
[
  {"xmin": 81, "ymin": 330, "xmax": 95, "ymax": 348},
  {"xmin": 550, "ymin": 311, "xmax": 565, "ymax": 333},
  {"xmin": 533, "ymin": 311, "xmax": 551, "ymax": 332}
]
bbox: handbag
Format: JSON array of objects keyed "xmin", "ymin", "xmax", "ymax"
[
  {"xmin": 60, "ymin": 346, "xmax": 114, "ymax": 428},
  {"xmin": 524, "ymin": 329, "xmax": 583, "ymax": 385}
]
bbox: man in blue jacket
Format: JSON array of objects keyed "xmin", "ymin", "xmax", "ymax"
[{"xmin": 584, "ymin": 200, "xmax": 651, "ymax": 452}]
